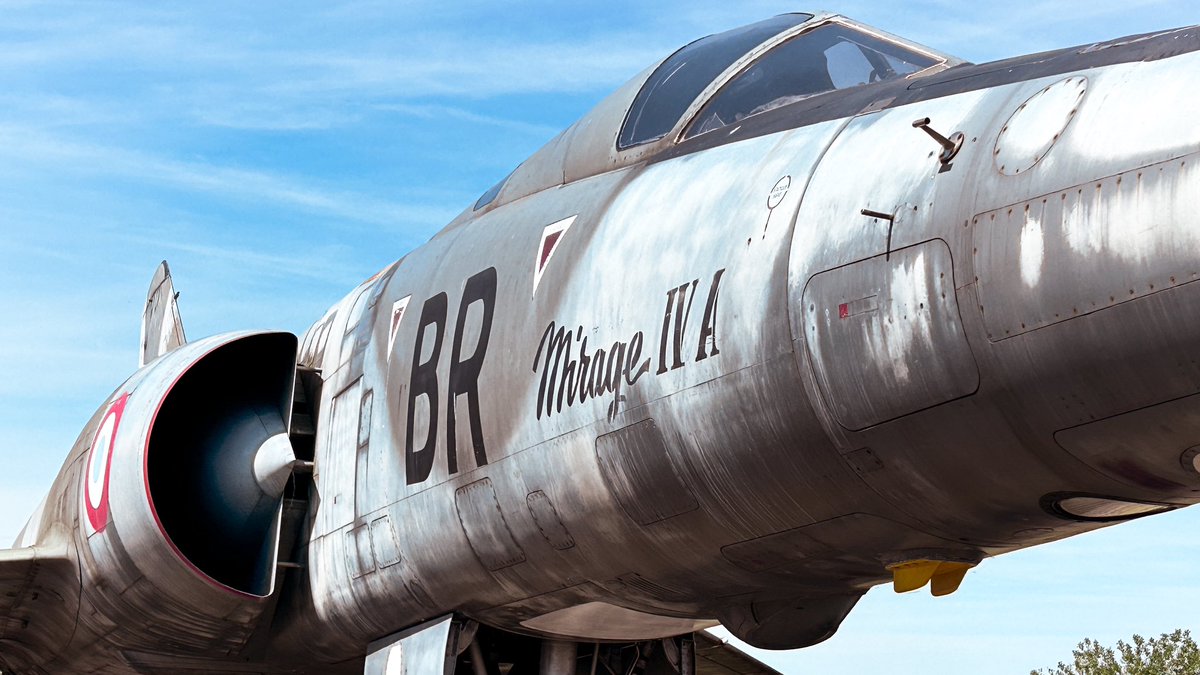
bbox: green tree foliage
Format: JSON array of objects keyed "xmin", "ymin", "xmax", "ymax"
[{"xmin": 1032, "ymin": 629, "xmax": 1200, "ymax": 675}]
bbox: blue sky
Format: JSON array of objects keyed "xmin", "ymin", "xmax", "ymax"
[{"xmin": 0, "ymin": 2, "xmax": 1197, "ymax": 673}]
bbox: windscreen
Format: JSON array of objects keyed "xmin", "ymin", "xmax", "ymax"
[
  {"xmin": 687, "ymin": 23, "xmax": 940, "ymax": 139},
  {"xmin": 617, "ymin": 13, "xmax": 812, "ymax": 150}
]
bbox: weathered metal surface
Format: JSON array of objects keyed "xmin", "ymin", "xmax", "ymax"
[
  {"xmin": 1055, "ymin": 393, "xmax": 1200, "ymax": 496},
  {"xmin": 694, "ymin": 630, "xmax": 778, "ymax": 675},
  {"xmin": 139, "ymin": 261, "xmax": 187, "ymax": 368},
  {"xmin": 993, "ymin": 76, "xmax": 1087, "ymax": 176},
  {"xmin": 519, "ymin": 602, "xmax": 718, "ymax": 641},
  {"xmin": 803, "ymin": 240, "xmax": 977, "ymax": 430},
  {"xmin": 315, "ymin": 378, "xmax": 363, "ymax": 537},
  {"xmin": 976, "ymin": 155, "xmax": 1200, "ymax": 340},
  {"xmin": 454, "ymin": 478, "xmax": 527, "ymax": 571},
  {"xmin": 363, "ymin": 615, "xmax": 454, "ymax": 675},
  {"xmin": 596, "ymin": 419, "xmax": 700, "ymax": 525},
  {"xmin": 523, "ymin": 491, "xmax": 575, "ymax": 551}
]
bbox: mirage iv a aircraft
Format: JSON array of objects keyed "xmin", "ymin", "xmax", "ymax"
[{"xmin": 5, "ymin": 10, "xmax": 1200, "ymax": 675}]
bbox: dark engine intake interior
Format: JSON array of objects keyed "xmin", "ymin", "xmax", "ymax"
[{"xmin": 146, "ymin": 332, "xmax": 298, "ymax": 597}]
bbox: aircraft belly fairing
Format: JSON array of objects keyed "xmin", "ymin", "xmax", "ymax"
[{"xmin": 6, "ymin": 10, "xmax": 1200, "ymax": 675}]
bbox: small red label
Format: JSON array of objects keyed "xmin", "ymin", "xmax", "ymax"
[{"xmin": 839, "ymin": 303, "xmax": 850, "ymax": 319}]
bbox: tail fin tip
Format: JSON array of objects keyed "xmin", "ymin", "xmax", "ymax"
[{"xmin": 140, "ymin": 260, "xmax": 187, "ymax": 367}]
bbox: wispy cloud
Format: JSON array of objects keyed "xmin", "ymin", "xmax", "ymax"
[
  {"xmin": 113, "ymin": 235, "xmax": 369, "ymax": 287},
  {"xmin": 266, "ymin": 39, "xmax": 662, "ymax": 99},
  {"xmin": 373, "ymin": 103, "xmax": 561, "ymax": 138},
  {"xmin": 0, "ymin": 126, "xmax": 456, "ymax": 227},
  {"xmin": 851, "ymin": 0, "xmax": 1199, "ymax": 61},
  {"xmin": 0, "ymin": 3, "xmax": 671, "ymax": 133},
  {"xmin": 189, "ymin": 103, "xmax": 361, "ymax": 132}
]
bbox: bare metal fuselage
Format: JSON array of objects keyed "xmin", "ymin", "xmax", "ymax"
[{"xmin": 290, "ymin": 27, "xmax": 1200, "ymax": 657}]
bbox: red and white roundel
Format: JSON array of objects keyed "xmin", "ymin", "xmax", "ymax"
[{"xmin": 84, "ymin": 393, "xmax": 129, "ymax": 533}]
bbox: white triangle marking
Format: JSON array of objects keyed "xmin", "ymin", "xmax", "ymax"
[
  {"xmin": 387, "ymin": 295, "xmax": 412, "ymax": 361},
  {"xmin": 533, "ymin": 215, "xmax": 577, "ymax": 297}
]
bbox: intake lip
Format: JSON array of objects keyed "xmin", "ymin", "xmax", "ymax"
[{"xmin": 142, "ymin": 331, "xmax": 298, "ymax": 598}]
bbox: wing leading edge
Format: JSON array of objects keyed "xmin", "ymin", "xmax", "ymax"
[{"xmin": 695, "ymin": 631, "xmax": 782, "ymax": 675}]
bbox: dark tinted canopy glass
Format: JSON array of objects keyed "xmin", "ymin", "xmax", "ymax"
[
  {"xmin": 473, "ymin": 172, "xmax": 510, "ymax": 211},
  {"xmin": 617, "ymin": 13, "xmax": 812, "ymax": 150},
  {"xmin": 686, "ymin": 23, "xmax": 939, "ymax": 139}
]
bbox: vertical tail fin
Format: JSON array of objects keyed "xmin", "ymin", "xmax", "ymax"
[{"xmin": 140, "ymin": 261, "xmax": 187, "ymax": 367}]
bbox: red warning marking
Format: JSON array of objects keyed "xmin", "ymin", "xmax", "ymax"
[
  {"xmin": 533, "ymin": 215, "xmax": 577, "ymax": 296},
  {"xmin": 387, "ymin": 295, "xmax": 412, "ymax": 359},
  {"xmin": 540, "ymin": 231, "xmax": 562, "ymax": 269},
  {"xmin": 391, "ymin": 305, "xmax": 404, "ymax": 335},
  {"xmin": 839, "ymin": 303, "xmax": 850, "ymax": 319}
]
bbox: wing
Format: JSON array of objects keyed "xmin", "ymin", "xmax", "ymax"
[
  {"xmin": 0, "ymin": 540, "xmax": 81, "ymax": 672},
  {"xmin": 695, "ymin": 630, "xmax": 782, "ymax": 675}
]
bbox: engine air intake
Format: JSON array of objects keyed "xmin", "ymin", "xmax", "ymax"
[{"xmin": 145, "ymin": 332, "xmax": 298, "ymax": 597}]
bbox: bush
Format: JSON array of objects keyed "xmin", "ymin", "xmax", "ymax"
[{"xmin": 1032, "ymin": 629, "xmax": 1200, "ymax": 675}]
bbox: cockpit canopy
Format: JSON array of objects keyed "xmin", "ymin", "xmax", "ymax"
[
  {"xmin": 470, "ymin": 13, "xmax": 955, "ymax": 215},
  {"xmin": 684, "ymin": 21, "xmax": 939, "ymax": 139},
  {"xmin": 620, "ymin": 13, "xmax": 941, "ymax": 148},
  {"xmin": 617, "ymin": 14, "xmax": 813, "ymax": 149}
]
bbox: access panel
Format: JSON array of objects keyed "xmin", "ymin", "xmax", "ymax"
[{"xmin": 802, "ymin": 239, "xmax": 978, "ymax": 430}]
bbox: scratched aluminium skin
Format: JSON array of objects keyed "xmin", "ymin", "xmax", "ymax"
[{"xmin": 5, "ymin": 10, "xmax": 1200, "ymax": 675}]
